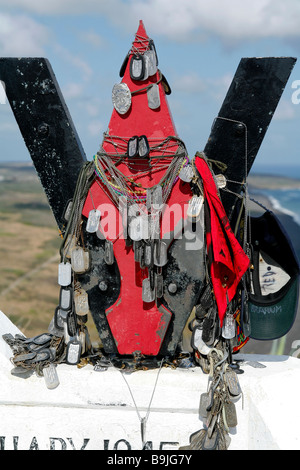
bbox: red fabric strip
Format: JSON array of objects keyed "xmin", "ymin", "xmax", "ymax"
[{"xmin": 194, "ymin": 155, "xmax": 250, "ymax": 326}]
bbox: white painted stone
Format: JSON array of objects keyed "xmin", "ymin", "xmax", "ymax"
[{"xmin": 0, "ymin": 310, "xmax": 300, "ymax": 450}]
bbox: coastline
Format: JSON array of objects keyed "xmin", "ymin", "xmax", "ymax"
[{"xmin": 241, "ymin": 188, "xmax": 300, "ymax": 356}]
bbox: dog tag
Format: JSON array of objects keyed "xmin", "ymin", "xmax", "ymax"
[
  {"xmin": 74, "ymin": 288, "xmax": 89, "ymax": 316},
  {"xmin": 203, "ymin": 429, "xmax": 219, "ymax": 450},
  {"xmin": 138, "ymin": 135, "xmax": 150, "ymax": 158},
  {"xmin": 43, "ymin": 364, "xmax": 60, "ymax": 390},
  {"xmin": 130, "ymin": 53, "xmax": 145, "ymax": 81},
  {"xmin": 225, "ymin": 368, "xmax": 242, "ymax": 397},
  {"xmin": 199, "ymin": 392, "xmax": 210, "ymax": 418},
  {"xmin": 86, "ymin": 209, "xmax": 101, "ymax": 233},
  {"xmin": 58, "ymin": 262, "xmax": 72, "ymax": 286},
  {"xmin": 71, "ymin": 247, "xmax": 89, "ymax": 273},
  {"xmin": 31, "ymin": 333, "xmax": 52, "ymax": 346},
  {"xmin": 63, "ymin": 199, "xmax": 73, "ymax": 222},
  {"xmin": 66, "ymin": 339, "xmax": 82, "ymax": 365},
  {"xmin": 223, "ymin": 400, "xmax": 238, "ymax": 428},
  {"xmin": 63, "ymin": 321, "xmax": 70, "ymax": 344},
  {"xmin": 127, "ymin": 135, "xmax": 139, "ymax": 158},
  {"xmin": 104, "ymin": 240, "xmax": 114, "ymax": 265},
  {"xmin": 152, "ymin": 185, "xmax": 163, "ymax": 209},
  {"xmin": 154, "ymin": 241, "xmax": 168, "ymax": 267},
  {"xmin": 54, "ymin": 307, "xmax": 66, "ymax": 331},
  {"xmin": 129, "ymin": 216, "xmax": 148, "ymax": 241},
  {"xmin": 67, "ymin": 312, "xmax": 78, "ymax": 337},
  {"xmin": 222, "ymin": 312, "xmax": 236, "ymax": 339},
  {"xmin": 133, "ymin": 240, "xmax": 143, "ymax": 263},
  {"xmin": 59, "ymin": 287, "xmax": 72, "ymax": 311},
  {"xmin": 144, "ymin": 243, "xmax": 153, "ymax": 267},
  {"xmin": 179, "ymin": 164, "xmax": 194, "ymax": 183},
  {"xmin": 147, "ymin": 83, "xmax": 160, "ymax": 109},
  {"xmin": 13, "ymin": 352, "xmax": 36, "ymax": 363},
  {"xmin": 144, "ymin": 49, "xmax": 157, "ymax": 77},
  {"xmin": 155, "ymin": 272, "xmax": 164, "ymax": 298},
  {"xmin": 112, "ymin": 82, "xmax": 131, "ymax": 114},
  {"xmin": 31, "ymin": 349, "xmax": 51, "ymax": 363},
  {"xmin": 149, "ymin": 39, "xmax": 158, "ymax": 65},
  {"xmin": 142, "ymin": 277, "xmax": 155, "ymax": 303},
  {"xmin": 187, "ymin": 195, "xmax": 204, "ymax": 219}
]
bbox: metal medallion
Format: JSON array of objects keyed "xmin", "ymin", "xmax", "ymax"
[
  {"xmin": 112, "ymin": 83, "xmax": 131, "ymax": 115},
  {"xmin": 179, "ymin": 163, "xmax": 194, "ymax": 182}
]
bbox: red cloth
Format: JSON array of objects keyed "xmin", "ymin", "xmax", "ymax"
[{"xmin": 194, "ymin": 155, "xmax": 250, "ymax": 326}]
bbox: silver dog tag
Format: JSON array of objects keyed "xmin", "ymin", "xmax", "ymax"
[
  {"xmin": 147, "ymin": 83, "xmax": 160, "ymax": 109},
  {"xmin": 58, "ymin": 262, "xmax": 72, "ymax": 286},
  {"xmin": 43, "ymin": 364, "xmax": 60, "ymax": 390},
  {"xmin": 66, "ymin": 339, "xmax": 82, "ymax": 365},
  {"xmin": 179, "ymin": 164, "xmax": 194, "ymax": 183},
  {"xmin": 142, "ymin": 278, "xmax": 155, "ymax": 303},
  {"xmin": 86, "ymin": 209, "xmax": 101, "ymax": 233},
  {"xmin": 154, "ymin": 241, "xmax": 168, "ymax": 267}
]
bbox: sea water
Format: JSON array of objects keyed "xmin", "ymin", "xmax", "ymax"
[
  {"xmin": 256, "ymin": 187, "xmax": 300, "ymax": 226},
  {"xmin": 252, "ymin": 165, "xmax": 300, "ymax": 227}
]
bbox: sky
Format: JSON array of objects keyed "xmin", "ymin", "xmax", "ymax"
[{"xmin": 0, "ymin": 0, "xmax": 299, "ymax": 176}]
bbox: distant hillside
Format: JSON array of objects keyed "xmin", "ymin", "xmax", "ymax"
[{"xmin": 248, "ymin": 173, "xmax": 300, "ymax": 190}]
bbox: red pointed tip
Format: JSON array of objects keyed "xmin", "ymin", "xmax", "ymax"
[
  {"xmin": 132, "ymin": 20, "xmax": 149, "ymax": 51},
  {"xmin": 137, "ymin": 19, "xmax": 147, "ymax": 36}
]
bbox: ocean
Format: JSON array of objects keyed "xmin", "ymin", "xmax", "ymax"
[
  {"xmin": 254, "ymin": 187, "xmax": 300, "ymax": 226},
  {"xmin": 251, "ymin": 165, "xmax": 300, "ymax": 228}
]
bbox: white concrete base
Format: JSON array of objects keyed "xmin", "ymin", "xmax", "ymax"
[{"xmin": 0, "ymin": 311, "xmax": 300, "ymax": 450}]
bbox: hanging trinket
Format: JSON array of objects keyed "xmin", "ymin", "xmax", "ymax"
[
  {"xmin": 155, "ymin": 271, "xmax": 164, "ymax": 299},
  {"xmin": 63, "ymin": 199, "xmax": 73, "ymax": 222},
  {"xmin": 144, "ymin": 49, "xmax": 157, "ymax": 77},
  {"xmin": 215, "ymin": 174, "xmax": 227, "ymax": 189},
  {"xmin": 138, "ymin": 135, "xmax": 150, "ymax": 158},
  {"xmin": 74, "ymin": 288, "xmax": 89, "ymax": 316},
  {"xmin": 127, "ymin": 135, "xmax": 139, "ymax": 158},
  {"xmin": 54, "ymin": 307, "xmax": 67, "ymax": 332},
  {"xmin": 222, "ymin": 312, "xmax": 236, "ymax": 339},
  {"xmin": 133, "ymin": 240, "xmax": 143, "ymax": 263},
  {"xmin": 152, "ymin": 185, "xmax": 163, "ymax": 209},
  {"xmin": 187, "ymin": 195, "xmax": 204, "ymax": 219},
  {"xmin": 58, "ymin": 261, "xmax": 72, "ymax": 287},
  {"xmin": 129, "ymin": 215, "xmax": 148, "ymax": 241},
  {"xmin": 59, "ymin": 286, "xmax": 73, "ymax": 311},
  {"xmin": 179, "ymin": 163, "xmax": 194, "ymax": 183},
  {"xmin": 142, "ymin": 277, "xmax": 155, "ymax": 303},
  {"xmin": 130, "ymin": 53, "xmax": 145, "ymax": 81},
  {"xmin": 86, "ymin": 209, "xmax": 101, "ymax": 233},
  {"xmin": 71, "ymin": 246, "xmax": 90, "ymax": 274},
  {"xmin": 67, "ymin": 311, "xmax": 78, "ymax": 337},
  {"xmin": 112, "ymin": 82, "xmax": 131, "ymax": 115},
  {"xmin": 43, "ymin": 363, "xmax": 60, "ymax": 390},
  {"xmin": 104, "ymin": 239, "xmax": 114, "ymax": 265},
  {"xmin": 66, "ymin": 338, "xmax": 82, "ymax": 365},
  {"xmin": 147, "ymin": 83, "xmax": 160, "ymax": 110},
  {"xmin": 144, "ymin": 243, "xmax": 153, "ymax": 268},
  {"xmin": 154, "ymin": 240, "xmax": 168, "ymax": 267},
  {"xmin": 149, "ymin": 39, "xmax": 158, "ymax": 66}
]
